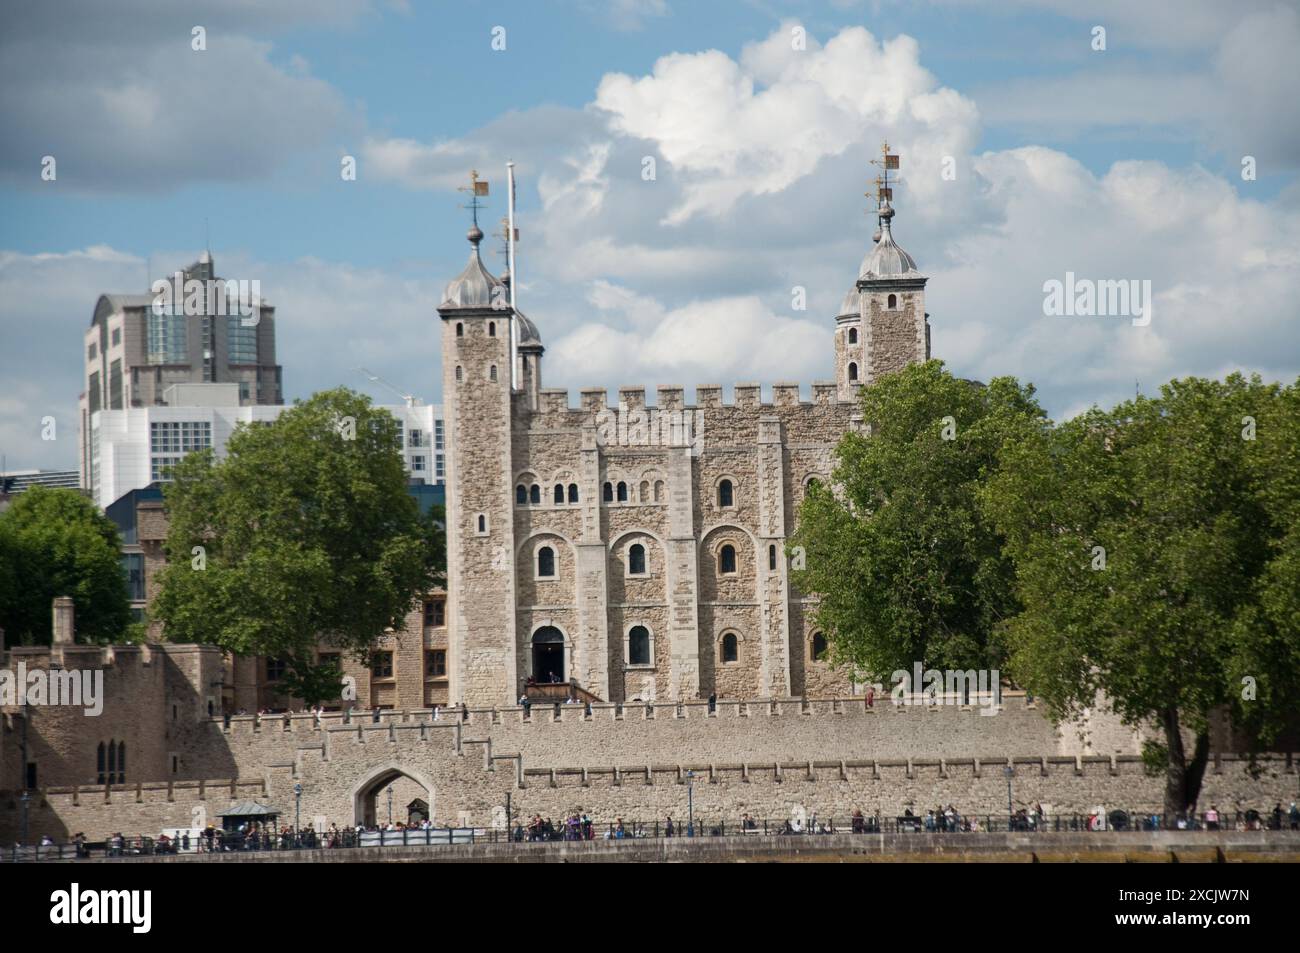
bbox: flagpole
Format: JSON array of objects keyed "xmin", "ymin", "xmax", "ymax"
[{"xmin": 507, "ymin": 160, "xmax": 518, "ymax": 390}]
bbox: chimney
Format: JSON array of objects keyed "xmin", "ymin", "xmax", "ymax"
[{"xmin": 52, "ymin": 596, "xmax": 75, "ymax": 645}]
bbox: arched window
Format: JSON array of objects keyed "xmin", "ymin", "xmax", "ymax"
[
  {"xmin": 456, "ymin": 322, "xmax": 463, "ymax": 337},
  {"xmin": 489, "ymin": 365, "xmax": 498, "ymax": 382},
  {"xmin": 887, "ymin": 293, "xmax": 897, "ymax": 309},
  {"xmin": 654, "ymin": 480, "xmax": 664, "ymax": 502},
  {"xmin": 617, "ymin": 481, "xmax": 628, "ymax": 502},
  {"xmin": 718, "ymin": 479, "xmax": 734, "ymax": 507},
  {"xmin": 537, "ymin": 546, "xmax": 556, "ymax": 578},
  {"xmin": 719, "ymin": 544, "xmax": 737, "ymax": 574},
  {"xmin": 628, "ymin": 543, "xmax": 646, "ymax": 575},
  {"xmin": 811, "ymin": 632, "xmax": 828, "ymax": 661},
  {"xmin": 488, "ymin": 321, "xmax": 496, "ymax": 337},
  {"xmin": 554, "ymin": 484, "xmax": 564, "ymax": 505},
  {"xmin": 107, "ymin": 739, "xmax": 117, "ymax": 781},
  {"xmin": 516, "ymin": 485, "xmax": 527, "ymax": 505},
  {"xmin": 639, "ymin": 480, "xmax": 649, "ymax": 502},
  {"xmin": 455, "ymin": 365, "xmax": 463, "ymax": 382},
  {"xmin": 848, "ymin": 327, "xmax": 858, "ymax": 344},
  {"xmin": 97, "ymin": 742, "xmax": 106, "ymax": 784},
  {"xmin": 530, "ymin": 484, "xmax": 541, "ymax": 504},
  {"xmin": 768, "ymin": 544, "xmax": 777, "ymax": 571},
  {"xmin": 721, "ymin": 633, "xmax": 738, "ymax": 663},
  {"xmin": 567, "ymin": 483, "xmax": 578, "ymax": 503},
  {"xmin": 477, "ymin": 514, "xmax": 487, "ymax": 533},
  {"xmin": 603, "ymin": 482, "xmax": 613, "ymax": 502},
  {"xmin": 629, "ymin": 626, "xmax": 651, "ymax": 665},
  {"xmin": 848, "ymin": 362, "xmax": 858, "ymax": 382},
  {"xmin": 118, "ymin": 741, "xmax": 126, "ymax": 783}
]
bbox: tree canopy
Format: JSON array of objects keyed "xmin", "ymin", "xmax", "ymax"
[
  {"xmin": 789, "ymin": 360, "xmax": 1047, "ymax": 679},
  {"xmin": 152, "ymin": 388, "xmax": 445, "ymax": 705},
  {"xmin": 980, "ymin": 373, "xmax": 1300, "ymax": 813},
  {"xmin": 0, "ymin": 485, "xmax": 131, "ymax": 645}
]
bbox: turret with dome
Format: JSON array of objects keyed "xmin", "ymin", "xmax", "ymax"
[{"xmin": 835, "ymin": 144, "xmax": 931, "ymax": 400}]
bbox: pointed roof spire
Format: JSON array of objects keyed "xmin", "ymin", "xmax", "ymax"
[
  {"xmin": 441, "ymin": 170, "xmax": 506, "ymax": 309},
  {"xmin": 859, "ymin": 143, "xmax": 922, "ymax": 280}
]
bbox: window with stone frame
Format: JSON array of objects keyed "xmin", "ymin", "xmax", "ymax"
[
  {"xmin": 266, "ymin": 657, "xmax": 288, "ymax": 682},
  {"xmin": 719, "ymin": 543, "xmax": 737, "ymax": 574},
  {"xmin": 811, "ymin": 632, "xmax": 828, "ymax": 661},
  {"xmin": 628, "ymin": 626, "xmax": 651, "ymax": 666},
  {"xmin": 721, "ymin": 632, "xmax": 739, "ymax": 664},
  {"xmin": 424, "ymin": 600, "xmax": 445, "ymax": 627},
  {"xmin": 427, "ymin": 649, "xmax": 447, "ymax": 678},
  {"xmin": 718, "ymin": 478, "xmax": 734, "ymax": 507},
  {"xmin": 628, "ymin": 543, "xmax": 647, "ymax": 576},
  {"xmin": 537, "ymin": 545, "xmax": 556, "ymax": 578},
  {"xmin": 372, "ymin": 651, "xmax": 394, "ymax": 679}
]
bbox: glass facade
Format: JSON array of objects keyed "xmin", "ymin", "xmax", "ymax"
[
  {"xmin": 227, "ymin": 314, "xmax": 258, "ymax": 364},
  {"xmin": 122, "ymin": 552, "xmax": 145, "ymax": 601},
  {"xmin": 147, "ymin": 309, "xmax": 188, "ymax": 364},
  {"xmin": 108, "ymin": 359, "xmax": 123, "ymax": 409},
  {"xmin": 149, "ymin": 420, "xmax": 212, "ymax": 482}
]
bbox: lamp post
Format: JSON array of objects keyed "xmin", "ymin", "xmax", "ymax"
[
  {"xmin": 387, "ymin": 783, "xmax": 394, "ymax": 826},
  {"xmin": 1004, "ymin": 764, "xmax": 1014, "ymax": 830},
  {"xmin": 294, "ymin": 783, "xmax": 302, "ymax": 840},
  {"xmin": 684, "ymin": 770, "xmax": 696, "ymax": 838},
  {"xmin": 18, "ymin": 791, "xmax": 30, "ymax": 861},
  {"xmin": 19, "ymin": 695, "xmax": 30, "ymax": 858}
]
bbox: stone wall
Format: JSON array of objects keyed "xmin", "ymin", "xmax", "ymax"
[{"xmin": 5, "ymin": 703, "xmax": 1294, "ymax": 841}]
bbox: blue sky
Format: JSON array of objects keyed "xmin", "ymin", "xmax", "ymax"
[{"xmin": 2, "ymin": 0, "xmax": 1299, "ymax": 471}]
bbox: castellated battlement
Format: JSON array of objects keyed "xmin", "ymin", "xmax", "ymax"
[
  {"xmin": 203, "ymin": 693, "xmax": 1148, "ymax": 768},
  {"xmin": 530, "ymin": 382, "xmax": 847, "ymax": 417},
  {"xmin": 1, "ymin": 642, "xmax": 221, "ymax": 677}
]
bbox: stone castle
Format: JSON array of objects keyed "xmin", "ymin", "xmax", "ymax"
[
  {"xmin": 2, "ymin": 172, "xmax": 1295, "ymax": 840},
  {"xmin": 441, "ymin": 192, "xmax": 928, "ymax": 708}
]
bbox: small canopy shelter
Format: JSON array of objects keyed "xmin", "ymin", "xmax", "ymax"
[{"xmin": 217, "ymin": 801, "xmax": 281, "ymax": 831}]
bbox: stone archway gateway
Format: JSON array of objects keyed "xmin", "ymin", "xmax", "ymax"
[
  {"xmin": 349, "ymin": 763, "xmax": 435, "ymax": 828},
  {"xmin": 532, "ymin": 626, "xmax": 565, "ymax": 683}
]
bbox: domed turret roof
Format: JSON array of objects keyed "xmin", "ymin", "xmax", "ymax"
[
  {"xmin": 441, "ymin": 225, "xmax": 506, "ymax": 309},
  {"xmin": 838, "ymin": 287, "xmax": 861, "ymax": 317},
  {"xmin": 858, "ymin": 199, "xmax": 921, "ymax": 280},
  {"xmin": 500, "ymin": 271, "xmax": 542, "ymax": 348}
]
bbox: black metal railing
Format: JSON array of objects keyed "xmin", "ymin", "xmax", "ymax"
[{"xmin": 5, "ymin": 809, "xmax": 1297, "ymax": 861}]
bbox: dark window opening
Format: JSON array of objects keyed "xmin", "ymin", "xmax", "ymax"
[
  {"xmin": 629, "ymin": 626, "xmax": 650, "ymax": 665},
  {"xmin": 537, "ymin": 546, "xmax": 556, "ymax": 577}
]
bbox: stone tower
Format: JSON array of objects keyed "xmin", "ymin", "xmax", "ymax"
[
  {"xmin": 438, "ymin": 222, "xmax": 519, "ymax": 707},
  {"xmin": 837, "ymin": 195, "xmax": 929, "ymax": 400}
]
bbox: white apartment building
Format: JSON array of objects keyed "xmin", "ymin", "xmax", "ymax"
[{"xmin": 88, "ymin": 383, "xmax": 444, "ymax": 510}]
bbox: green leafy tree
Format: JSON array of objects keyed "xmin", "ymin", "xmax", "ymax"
[
  {"xmin": 153, "ymin": 388, "xmax": 445, "ymax": 706},
  {"xmin": 981, "ymin": 373, "xmax": 1295, "ymax": 815},
  {"xmin": 1227, "ymin": 379, "xmax": 1300, "ymax": 746},
  {"xmin": 0, "ymin": 486, "xmax": 131, "ymax": 644},
  {"xmin": 789, "ymin": 360, "xmax": 1047, "ymax": 681}
]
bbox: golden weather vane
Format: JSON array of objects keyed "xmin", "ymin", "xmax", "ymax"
[
  {"xmin": 869, "ymin": 140, "xmax": 899, "ymax": 205},
  {"xmin": 457, "ymin": 169, "xmax": 490, "ymax": 228}
]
